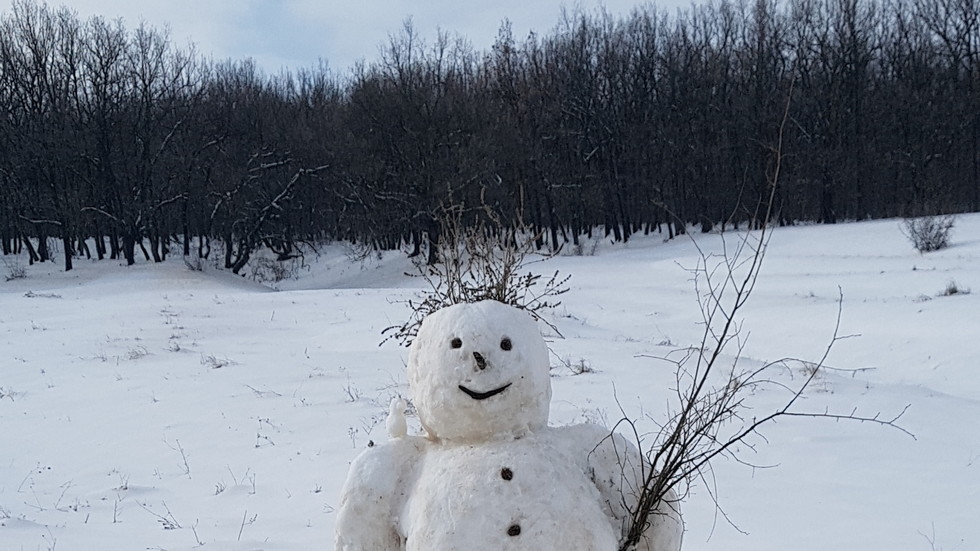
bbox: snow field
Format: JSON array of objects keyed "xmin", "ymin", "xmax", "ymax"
[{"xmin": 2, "ymin": 215, "xmax": 979, "ymax": 550}]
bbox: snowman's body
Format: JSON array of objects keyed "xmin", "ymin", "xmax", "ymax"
[
  {"xmin": 403, "ymin": 426, "xmax": 621, "ymax": 550},
  {"xmin": 335, "ymin": 301, "xmax": 682, "ymax": 551}
]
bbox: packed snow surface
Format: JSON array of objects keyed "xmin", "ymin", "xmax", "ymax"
[{"xmin": 2, "ymin": 215, "xmax": 979, "ymax": 550}]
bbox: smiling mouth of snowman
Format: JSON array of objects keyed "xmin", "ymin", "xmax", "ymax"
[{"xmin": 458, "ymin": 383, "xmax": 512, "ymax": 400}]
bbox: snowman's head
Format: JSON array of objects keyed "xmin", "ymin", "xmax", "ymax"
[{"xmin": 408, "ymin": 300, "xmax": 551, "ymax": 442}]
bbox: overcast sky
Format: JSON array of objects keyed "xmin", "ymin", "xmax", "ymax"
[{"xmin": 33, "ymin": 1, "xmax": 692, "ymax": 75}]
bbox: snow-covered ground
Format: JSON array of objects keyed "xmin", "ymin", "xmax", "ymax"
[{"xmin": 2, "ymin": 215, "xmax": 978, "ymax": 550}]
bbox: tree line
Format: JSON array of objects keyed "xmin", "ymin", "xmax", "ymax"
[{"xmin": 1, "ymin": 0, "xmax": 977, "ymax": 271}]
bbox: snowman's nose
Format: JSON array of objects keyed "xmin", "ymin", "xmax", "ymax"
[{"xmin": 473, "ymin": 351, "xmax": 487, "ymax": 370}]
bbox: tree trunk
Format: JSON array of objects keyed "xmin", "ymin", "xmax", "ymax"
[
  {"xmin": 425, "ymin": 218, "xmax": 440, "ymax": 266},
  {"xmin": 94, "ymin": 233, "xmax": 106, "ymax": 261},
  {"xmin": 199, "ymin": 233, "xmax": 209, "ymax": 259},
  {"xmin": 78, "ymin": 236, "xmax": 91, "ymax": 260},
  {"xmin": 231, "ymin": 246, "xmax": 251, "ymax": 274},
  {"xmin": 407, "ymin": 231, "xmax": 421, "ymax": 258},
  {"xmin": 62, "ymin": 235, "xmax": 73, "ymax": 272},
  {"xmin": 110, "ymin": 230, "xmax": 121, "ymax": 260},
  {"xmin": 22, "ymin": 236, "xmax": 39, "ymax": 264},
  {"xmin": 224, "ymin": 234, "xmax": 234, "ymax": 269},
  {"xmin": 149, "ymin": 234, "xmax": 163, "ymax": 262},
  {"xmin": 183, "ymin": 198, "xmax": 191, "ymax": 256},
  {"xmin": 38, "ymin": 234, "xmax": 50, "ymax": 262},
  {"xmin": 426, "ymin": 231, "xmax": 440, "ymax": 266},
  {"xmin": 122, "ymin": 234, "xmax": 136, "ymax": 266}
]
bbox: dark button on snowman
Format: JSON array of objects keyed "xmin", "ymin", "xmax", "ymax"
[{"xmin": 335, "ymin": 300, "xmax": 683, "ymax": 550}]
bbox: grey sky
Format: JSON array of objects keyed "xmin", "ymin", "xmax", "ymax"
[{"xmin": 35, "ymin": 1, "xmax": 692, "ymax": 74}]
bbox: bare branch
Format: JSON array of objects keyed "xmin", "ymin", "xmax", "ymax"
[
  {"xmin": 616, "ymin": 73, "xmax": 912, "ymax": 550},
  {"xmin": 18, "ymin": 215, "xmax": 62, "ymax": 227}
]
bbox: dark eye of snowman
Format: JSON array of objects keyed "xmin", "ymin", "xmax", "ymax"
[
  {"xmin": 500, "ymin": 337, "xmax": 512, "ymax": 351},
  {"xmin": 451, "ymin": 337, "xmax": 462, "ymax": 349}
]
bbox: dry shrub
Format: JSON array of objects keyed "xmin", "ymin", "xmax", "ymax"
[
  {"xmin": 903, "ymin": 215, "xmax": 955, "ymax": 253},
  {"xmin": 383, "ymin": 203, "xmax": 569, "ymax": 347}
]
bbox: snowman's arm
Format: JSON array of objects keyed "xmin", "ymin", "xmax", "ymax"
[
  {"xmin": 586, "ymin": 428, "xmax": 684, "ymax": 551},
  {"xmin": 334, "ymin": 444, "xmax": 407, "ymax": 551}
]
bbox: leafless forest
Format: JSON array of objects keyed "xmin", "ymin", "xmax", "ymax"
[{"xmin": 1, "ymin": 0, "xmax": 977, "ymax": 271}]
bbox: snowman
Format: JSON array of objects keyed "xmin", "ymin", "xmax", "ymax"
[{"xmin": 335, "ymin": 300, "xmax": 683, "ymax": 550}]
